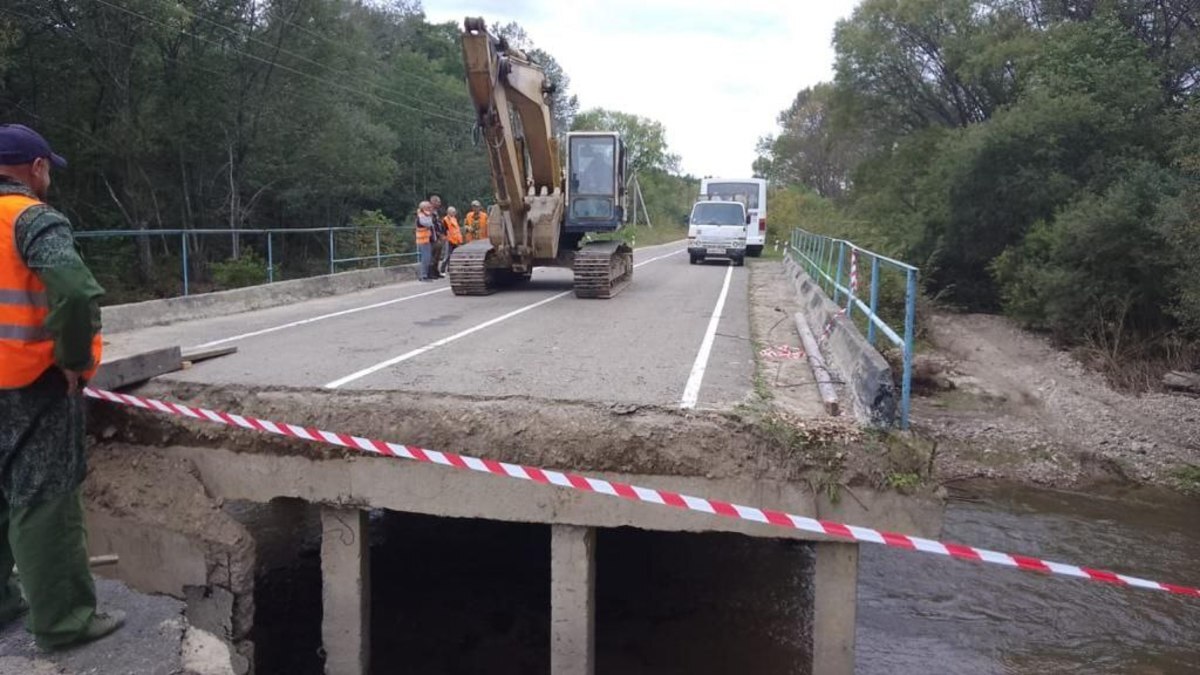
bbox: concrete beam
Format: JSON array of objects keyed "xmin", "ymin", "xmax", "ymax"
[
  {"xmin": 551, "ymin": 526, "xmax": 595, "ymax": 675},
  {"xmin": 812, "ymin": 542, "xmax": 858, "ymax": 675},
  {"xmin": 321, "ymin": 507, "xmax": 370, "ymax": 675},
  {"xmin": 173, "ymin": 447, "xmax": 944, "ymax": 543}
]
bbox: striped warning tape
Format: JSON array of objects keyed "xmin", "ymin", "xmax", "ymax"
[
  {"xmin": 83, "ymin": 387, "xmax": 1200, "ymax": 599},
  {"xmin": 759, "ymin": 344, "xmax": 806, "ymax": 360}
]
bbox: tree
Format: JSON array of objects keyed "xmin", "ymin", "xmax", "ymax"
[
  {"xmin": 832, "ymin": 0, "xmax": 1032, "ymax": 138},
  {"xmin": 0, "ymin": 0, "xmax": 494, "ymax": 299},
  {"xmin": 571, "ymin": 108, "xmax": 680, "ymax": 175},
  {"xmin": 762, "ymin": 0, "xmax": 1200, "ymax": 355},
  {"xmin": 754, "ymin": 84, "xmax": 864, "ymax": 198}
]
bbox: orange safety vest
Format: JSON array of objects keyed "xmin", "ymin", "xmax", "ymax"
[
  {"xmin": 415, "ymin": 212, "xmax": 431, "ymax": 245},
  {"xmin": 0, "ymin": 194, "xmax": 103, "ymax": 389},
  {"xmin": 463, "ymin": 210, "xmax": 488, "ymax": 242},
  {"xmin": 444, "ymin": 216, "xmax": 462, "ymax": 246}
]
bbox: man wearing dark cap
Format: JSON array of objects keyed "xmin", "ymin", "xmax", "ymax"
[{"xmin": 0, "ymin": 123, "xmax": 124, "ymax": 650}]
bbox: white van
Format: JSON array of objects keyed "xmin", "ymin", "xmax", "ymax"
[
  {"xmin": 687, "ymin": 200, "xmax": 747, "ymax": 266},
  {"xmin": 700, "ymin": 177, "xmax": 768, "ymax": 256}
]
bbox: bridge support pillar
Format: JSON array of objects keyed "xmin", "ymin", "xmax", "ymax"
[
  {"xmin": 551, "ymin": 525, "xmax": 596, "ymax": 675},
  {"xmin": 321, "ymin": 507, "xmax": 371, "ymax": 675},
  {"xmin": 813, "ymin": 541, "xmax": 859, "ymax": 674}
]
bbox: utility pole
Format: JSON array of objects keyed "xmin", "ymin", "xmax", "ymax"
[{"xmin": 636, "ymin": 177, "xmax": 652, "ymax": 229}]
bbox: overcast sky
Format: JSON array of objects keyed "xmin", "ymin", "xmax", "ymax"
[{"xmin": 421, "ymin": 0, "xmax": 861, "ymax": 177}]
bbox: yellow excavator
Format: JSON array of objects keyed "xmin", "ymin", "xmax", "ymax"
[{"xmin": 450, "ymin": 17, "xmax": 633, "ymax": 298}]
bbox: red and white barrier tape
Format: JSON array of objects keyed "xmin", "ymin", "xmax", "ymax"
[
  {"xmin": 84, "ymin": 387, "xmax": 1200, "ymax": 599},
  {"xmin": 850, "ymin": 249, "xmax": 859, "ymax": 298},
  {"xmin": 759, "ymin": 344, "xmax": 806, "ymax": 360}
]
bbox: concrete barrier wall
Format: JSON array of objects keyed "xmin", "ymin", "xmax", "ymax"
[
  {"xmin": 102, "ymin": 263, "xmax": 418, "ymax": 334},
  {"xmin": 782, "ymin": 256, "xmax": 897, "ymax": 428}
]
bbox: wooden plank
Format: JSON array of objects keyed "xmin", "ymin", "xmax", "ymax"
[
  {"xmin": 90, "ymin": 346, "xmax": 182, "ymax": 390},
  {"xmin": 180, "ymin": 346, "xmax": 238, "ymax": 364}
]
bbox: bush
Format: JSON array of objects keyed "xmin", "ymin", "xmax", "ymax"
[
  {"xmin": 992, "ymin": 163, "xmax": 1179, "ymax": 342},
  {"xmin": 211, "ymin": 250, "xmax": 274, "ymax": 290}
]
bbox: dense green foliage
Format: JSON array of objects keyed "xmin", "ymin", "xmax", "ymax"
[
  {"xmin": 0, "ymin": 1, "xmax": 691, "ymax": 300},
  {"xmin": 757, "ymin": 0, "xmax": 1200, "ymax": 354}
]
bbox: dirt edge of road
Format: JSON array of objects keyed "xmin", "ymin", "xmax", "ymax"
[{"xmin": 89, "ymin": 377, "xmax": 951, "ymax": 505}]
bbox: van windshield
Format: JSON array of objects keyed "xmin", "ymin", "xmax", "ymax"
[
  {"xmin": 690, "ymin": 202, "xmax": 745, "ymax": 226},
  {"xmin": 705, "ymin": 182, "xmax": 759, "ymax": 209}
]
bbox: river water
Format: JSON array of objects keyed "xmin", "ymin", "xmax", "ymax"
[
  {"xmin": 858, "ymin": 483, "xmax": 1200, "ymax": 674},
  {"xmin": 246, "ymin": 483, "xmax": 1197, "ymax": 674}
]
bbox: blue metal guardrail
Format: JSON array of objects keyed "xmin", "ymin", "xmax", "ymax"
[
  {"xmin": 74, "ymin": 226, "xmax": 417, "ymax": 296},
  {"xmin": 788, "ymin": 228, "xmax": 918, "ymax": 430}
]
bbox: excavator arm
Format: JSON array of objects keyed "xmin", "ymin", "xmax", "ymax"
[{"xmin": 461, "ymin": 17, "xmax": 562, "ymax": 256}]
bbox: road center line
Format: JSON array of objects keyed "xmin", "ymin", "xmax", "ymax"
[
  {"xmin": 679, "ymin": 264, "xmax": 734, "ymax": 409},
  {"xmin": 323, "ymin": 247, "xmax": 685, "ymax": 389},
  {"xmin": 192, "ymin": 286, "xmax": 451, "ymax": 350}
]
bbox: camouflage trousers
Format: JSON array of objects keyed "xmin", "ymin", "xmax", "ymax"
[{"xmin": 0, "ymin": 369, "xmax": 96, "ymax": 648}]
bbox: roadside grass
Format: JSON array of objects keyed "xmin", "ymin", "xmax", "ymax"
[{"xmin": 1172, "ymin": 464, "xmax": 1200, "ymax": 495}]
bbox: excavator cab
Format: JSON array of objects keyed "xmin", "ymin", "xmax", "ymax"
[{"xmin": 565, "ymin": 132, "xmax": 626, "ymax": 232}]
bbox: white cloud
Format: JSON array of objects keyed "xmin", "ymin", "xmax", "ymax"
[{"xmin": 423, "ymin": 0, "xmax": 861, "ymax": 177}]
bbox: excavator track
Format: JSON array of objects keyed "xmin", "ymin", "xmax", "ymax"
[
  {"xmin": 572, "ymin": 241, "xmax": 633, "ymax": 299},
  {"xmin": 447, "ymin": 241, "xmax": 496, "ymax": 296}
]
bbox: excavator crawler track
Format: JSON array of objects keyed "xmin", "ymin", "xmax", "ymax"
[
  {"xmin": 573, "ymin": 241, "xmax": 633, "ymax": 299},
  {"xmin": 448, "ymin": 241, "xmax": 496, "ymax": 296}
]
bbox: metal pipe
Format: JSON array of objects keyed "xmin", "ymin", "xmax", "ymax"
[
  {"xmin": 267, "ymin": 233, "xmax": 274, "ymax": 284},
  {"xmin": 328, "ymin": 228, "xmax": 335, "ymax": 276}
]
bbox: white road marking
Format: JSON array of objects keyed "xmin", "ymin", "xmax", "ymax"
[
  {"xmin": 679, "ymin": 264, "xmax": 734, "ymax": 409},
  {"xmin": 323, "ymin": 247, "xmax": 685, "ymax": 389},
  {"xmin": 191, "ymin": 287, "xmax": 451, "ymax": 349}
]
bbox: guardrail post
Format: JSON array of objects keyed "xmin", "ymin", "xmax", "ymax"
[
  {"xmin": 181, "ymin": 233, "xmax": 189, "ymax": 296},
  {"xmin": 833, "ymin": 241, "xmax": 845, "ymax": 304},
  {"xmin": 267, "ymin": 232, "xmax": 275, "ymax": 284},
  {"xmin": 902, "ymin": 268, "xmax": 917, "ymax": 430},
  {"xmin": 846, "ymin": 247, "xmax": 855, "ymax": 320},
  {"xmin": 825, "ymin": 238, "xmax": 837, "ymax": 296},
  {"xmin": 816, "ymin": 236, "xmax": 826, "ymax": 288},
  {"xmin": 867, "ymin": 256, "xmax": 880, "ymax": 345},
  {"xmin": 375, "ymin": 228, "xmax": 382, "ymax": 268},
  {"xmin": 329, "ymin": 228, "xmax": 335, "ymax": 276}
]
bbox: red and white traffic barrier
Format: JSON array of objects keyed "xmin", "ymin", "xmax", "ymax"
[{"xmin": 83, "ymin": 387, "xmax": 1200, "ymax": 599}]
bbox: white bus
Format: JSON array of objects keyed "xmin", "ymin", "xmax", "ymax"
[{"xmin": 699, "ymin": 177, "xmax": 768, "ymax": 256}]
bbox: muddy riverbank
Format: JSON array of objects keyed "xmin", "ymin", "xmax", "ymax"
[{"xmin": 906, "ymin": 312, "xmax": 1200, "ymax": 492}]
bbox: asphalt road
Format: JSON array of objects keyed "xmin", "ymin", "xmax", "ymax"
[{"xmin": 108, "ymin": 241, "xmax": 756, "ymax": 410}]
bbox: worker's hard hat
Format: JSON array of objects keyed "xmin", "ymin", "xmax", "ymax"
[{"xmin": 471, "ymin": 200, "xmax": 481, "ymax": 207}]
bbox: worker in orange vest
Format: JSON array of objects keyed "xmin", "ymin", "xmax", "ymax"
[
  {"xmin": 440, "ymin": 206, "xmax": 463, "ymax": 274},
  {"xmin": 414, "ymin": 201, "xmax": 435, "ymax": 281},
  {"xmin": 0, "ymin": 124, "xmax": 125, "ymax": 650},
  {"xmin": 463, "ymin": 200, "xmax": 489, "ymax": 243}
]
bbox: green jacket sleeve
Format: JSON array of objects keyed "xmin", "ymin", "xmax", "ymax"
[{"xmin": 15, "ymin": 205, "xmax": 105, "ymax": 372}]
